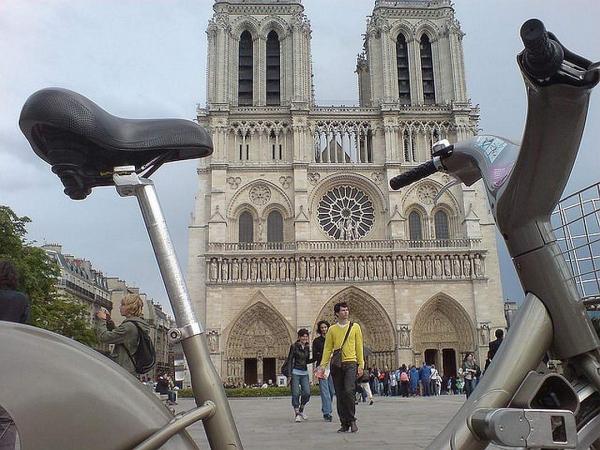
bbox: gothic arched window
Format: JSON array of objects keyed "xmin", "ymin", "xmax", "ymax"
[
  {"xmin": 420, "ymin": 34, "xmax": 435, "ymax": 104},
  {"xmin": 409, "ymin": 211, "xmax": 423, "ymax": 241},
  {"xmin": 266, "ymin": 31, "xmax": 281, "ymax": 106},
  {"xmin": 396, "ymin": 33, "xmax": 411, "ymax": 103},
  {"xmin": 267, "ymin": 210, "xmax": 284, "ymax": 243},
  {"xmin": 434, "ymin": 210, "xmax": 450, "ymax": 240},
  {"xmin": 238, "ymin": 31, "xmax": 253, "ymax": 106},
  {"xmin": 239, "ymin": 211, "xmax": 254, "ymax": 244}
]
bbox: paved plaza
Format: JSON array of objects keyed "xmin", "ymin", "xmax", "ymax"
[{"xmin": 178, "ymin": 395, "xmax": 505, "ymax": 449}]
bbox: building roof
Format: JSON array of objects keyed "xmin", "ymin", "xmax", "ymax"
[
  {"xmin": 214, "ymin": 0, "xmax": 302, "ymax": 4},
  {"xmin": 374, "ymin": 0, "xmax": 451, "ymax": 8}
]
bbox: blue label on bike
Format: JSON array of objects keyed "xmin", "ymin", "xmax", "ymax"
[{"xmin": 475, "ymin": 136, "xmax": 507, "ymax": 163}]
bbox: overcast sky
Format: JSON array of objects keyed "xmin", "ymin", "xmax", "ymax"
[{"xmin": 1, "ymin": 0, "xmax": 599, "ymax": 316}]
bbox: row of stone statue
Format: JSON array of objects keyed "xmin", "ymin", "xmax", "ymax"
[{"xmin": 208, "ymin": 253, "xmax": 485, "ymax": 283}]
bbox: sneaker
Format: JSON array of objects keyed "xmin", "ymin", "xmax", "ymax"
[
  {"xmin": 350, "ymin": 421, "xmax": 358, "ymax": 433},
  {"xmin": 300, "ymin": 411, "xmax": 308, "ymax": 420},
  {"xmin": 295, "ymin": 414, "xmax": 303, "ymax": 423},
  {"xmin": 369, "ymin": 399, "xmax": 374, "ymax": 405},
  {"xmin": 324, "ymin": 414, "xmax": 333, "ymax": 422}
]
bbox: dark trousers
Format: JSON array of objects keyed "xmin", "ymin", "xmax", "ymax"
[
  {"xmin": 400, "ymin": 380, "xmax": 409, "ymax": 397},
  {"xmin": 331, "ymin": 362, "xmax": 358, "ymax": 426},
  {"xmin": 421, "ymin": 378, "xmax": 431, "ymax": 396}
]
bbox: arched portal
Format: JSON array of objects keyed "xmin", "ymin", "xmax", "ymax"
[
  {"xmin": 314, "ymin": 287, "xmax": 396, "ymax": 370},
  {"xmin": 412, "ymin": 294, "xmax": 476, "ymax": 377},
  {"xmin": 226, "ymin": 299, "xmax": 293, "ymax": 386}
]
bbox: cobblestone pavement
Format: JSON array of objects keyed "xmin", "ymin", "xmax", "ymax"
[{"xmin": 176, "ymin": 395, "xmax": 507, "ymax": 449}]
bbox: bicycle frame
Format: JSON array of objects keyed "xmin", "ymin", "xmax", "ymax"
[{"xmin": 428, "ymin": 29, "xmax": 600, "ymax": 450}]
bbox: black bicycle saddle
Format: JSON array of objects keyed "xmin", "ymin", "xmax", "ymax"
[{"xmin": 19, "ymin": 88, "xmax": 213, "ymax": 200}]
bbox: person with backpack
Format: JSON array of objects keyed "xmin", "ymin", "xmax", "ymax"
[
  {"xmin": 96, "ymin": 293, "xmax": 154, "ymax": 376},
  {"xmin": 399, "ymin": 365, "xmax": 410, "ymax": 397}
]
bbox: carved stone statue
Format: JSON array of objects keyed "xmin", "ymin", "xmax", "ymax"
[
  {"xmin": 434, "ymin": 256, "xmax": 442, "ymax": 278},
  {"xmin": 270, "ymin": 258, "xmax": 278, "ymax": 281},
  {"xmin": 478, "ymin": 323, "xmax": 490, "ymax": 346},
  {"xmin": 260, "ymin": 258, "xmax": 269, "ymax": 281},
  {"xmin": 424, "ymin": 256, "xmax": 433, "ymax": 278},
  {"xmin": 318, "ymin": 258, "xmax": 326, "ymax": 281},
  {"xmin": 328, "ymin": 257, "xmax": 336, "ymax": 280},
  {"xmin": 415, "ymin": 257, "xmax": 423, "ymax": 278},
  {"xmin": 376, "ymin": 256, "xmax": 384, "ymax": 280},
  {"xmin": 338, "ymin": 257, "xmax": 346, "ymax": 280},
  {"xmin": 385, "ymin": 256, "xmax": 393, "ymax": 280},
  {"xmin": 231, "ymin": 259, "xmax": 239, "ymax": 281},
  {"xmin": 250, "ymin": 258, "xmax": 258, "ymax": 281},
  {"xmin": 398, "ymin": 325, "xmax": 410, "ymax": 348},
  {"xmin": 395, "ymin": 256, "xmax": 404, "ymax": 279},
  {"xmin": 366, "ymin": 257, "xmax": 375, "ymax": 279},
  {"xmin": 289, "ymin": 258, "xmax": 296, "ymax": 281},
  {"xmin": 347, "ymin": 257, "xmax": 355, "ymax": 280},
  {"xmin": 221, "ymin": 260, "xmax": 229, "ymax": 281},
  {"xmin": 207, "ymin": 331, "xmax": 219, "ymax": 353},
  {"xmin": 406, "ymin": 256, "xmax": 414, "ymax": 277},
  {"xmin": 298, "ymin": 257, "xmax": 306, "ymax": 280},
  {"xmin": 210, "ymin": 259, "xmax": 218, "ymax": 281},
  {"xmin": 309, "ymin": 257, "xmax": 317, "ymax": 280},
  {"xmin": 453, "ymin": 256, "xmax": 461, "ymax": 277},
  {"xmin": 443, "ymin": 256, "xmax": 452, "ymax": 277},
  {"xmin": 280, "ymin": 258, "xmax": 287, "ymax": 280},
  {"xmin": 473, "ymin": 254, "xmax": 483, "ymax": 277},
  {"xmin": 241, "ymin": 258, "xmax": 249, "ymax": 281},
  {"xmin": 357, "ymin": 257, "xmax": 365, "ymax": 279},
  {"xmin": 463, "ymin": 255, "xmax": 472, "ymax": 277}
]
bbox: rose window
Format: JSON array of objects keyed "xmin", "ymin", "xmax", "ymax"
[{"xmin": 317, "ymin": 186, "xmax": 375, "ymax": 240}]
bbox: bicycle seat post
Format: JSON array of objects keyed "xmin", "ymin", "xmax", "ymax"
[{"xmin": 113, "ymin": 165, "xmax": 243, "ymax": 449}]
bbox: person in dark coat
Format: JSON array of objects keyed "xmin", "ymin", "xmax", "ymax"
[
  {"xmin": 409, "ymin": 365, "xmax": 419, "ymax": 396},
  {"xmin": 488, "ymin": 329, "xmax": 504, "ymax": 359},
  {"xmin": 288, "ymin": 328, "xmax": 314, "ymax": 422},
  {"xmin": 0, "ymin": 260, "xmax": 30, "ymax": 450}
]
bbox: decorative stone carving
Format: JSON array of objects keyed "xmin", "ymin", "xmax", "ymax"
[
  {"xmin": 317, "ymin": 185, "xmax": 374, "ymax": 240},
  {"xmin": 279, "ymin": 176, "xmax": 293, "ymax": 189},
  {"xmin": 207, "ymin": 330, "xmax": 220, "ymax": 353},
  {"xmin": 226, "ymin": 176, "xmax": 242, "ymax": 190},
  {"xmin": 249, "ymin": 184, "xmax": 271, "ymax": 205},
  {"xmin": 307, "ymin": 172, "xmax": 320, "ymax": 185},
  {"xmin": 206, "ymin": 253, "xmax": 485, "ymax": 284},
  {"xmin": 478, "ymin": 322, "xmax": 491, "ymax": 346},
  {"xmin": 398, "ymin": 325, "xmax": 411, "ymax": 348},
  {"xmin": 371, "ymin": 171, "xmax": 384, "ymax": 183},
  {"xmin": 416, "ymin": 184, "xmax": 439, "ymax": 205}
]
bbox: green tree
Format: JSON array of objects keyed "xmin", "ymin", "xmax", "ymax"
[{"xmin": 0, "ymin": 205, "xmax": 97, "ymax": 346}]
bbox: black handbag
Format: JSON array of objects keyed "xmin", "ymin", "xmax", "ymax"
[
  {"xmin": 281, "ymin": 344, "xmax": 294, "ymax": 377},
  {"xmin": 330, "ymin": 322, "xmax": 353, "ymax": 369}
]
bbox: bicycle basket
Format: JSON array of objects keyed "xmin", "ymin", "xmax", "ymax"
[{"xmin": 551, "ymin": 181, "xmax": 600, "ymax": 305}]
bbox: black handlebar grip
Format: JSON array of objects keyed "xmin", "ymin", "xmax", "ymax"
[
  {"xmin": 520, "ymin": 18, "xmax": 564, "ymax": 79},
  {"xmin": 389, "ymin": 160, "xmax": 437, "ymax": 190}
]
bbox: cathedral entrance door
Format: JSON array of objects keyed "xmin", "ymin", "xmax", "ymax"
[
  {"xmin": 442, "ymin": 348, "xmax": 457, "ymax": 377},
  {"xmin": 244, "ymin": 358, "xmax": 257, "ymax": 385},
  {"xmin": 424, "ymin": 349, "xmax": 438, "ymax": 366},
  {"xmin": 263, "ymin": 358, "xmax": 276, "ymax": 384}
]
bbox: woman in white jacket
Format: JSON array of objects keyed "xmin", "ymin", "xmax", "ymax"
[{"xmin": 430, "ymin": 364, "xmax": 442, "ymax": 396}]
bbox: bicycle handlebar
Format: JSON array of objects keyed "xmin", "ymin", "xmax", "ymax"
[
  {"xmin": 389, "ymin": 160, "xmax": 438, "ymax": 190},
  {"xmin": 520, "ymin": 18, "xmax": 564, "ymax": 79}
]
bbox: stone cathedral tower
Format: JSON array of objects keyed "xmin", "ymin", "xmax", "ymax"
[{"xmin": 188, "ymin": 0, "xmax": 505, "ymax": 386}]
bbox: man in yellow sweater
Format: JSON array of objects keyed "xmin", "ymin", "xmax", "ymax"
[{"xmin": 318, "ymin": 301, "xmax": 364, "ymax": 433}]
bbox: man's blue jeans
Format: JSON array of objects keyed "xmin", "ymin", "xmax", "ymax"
[
  {"xmin": 291, "ymin": 373, "xmax": 310, "ymax": 410},
  {"xmin": 319, "ymin": 375, "xmax": 335, "ymax": 416}
]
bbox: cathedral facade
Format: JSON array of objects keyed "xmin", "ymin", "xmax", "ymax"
[{"xmin": 188, "ymin": 0, "xmax": 505, "ymax": 386}]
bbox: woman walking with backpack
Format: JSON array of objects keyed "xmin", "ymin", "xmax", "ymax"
[{"xmin": 96, "ymin": 293, "xmax": 151, "ymax": 376}]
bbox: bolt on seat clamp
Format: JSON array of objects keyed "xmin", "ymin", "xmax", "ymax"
[
  {"xmin": 113, "ymin": 165, "xmax": 152, "ymax": 197},
  {"xmin": 168, "ymin": 322, "xmax": 203, "ymax": 344}
]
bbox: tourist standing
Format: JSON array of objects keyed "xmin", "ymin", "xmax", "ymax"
[
  {"xmin": 462, "ymin": 353, "xmax": 477, "ymax": 398},
  {"xmin": 319, "ymin": 302, "xmax": 365, "ymax": 433},
  {"xmin": 96, "ymin": 293, "xmax": 149, "ymax": 375},
  {"xmin": 409, "ymin": 365, "xmax": 419, "ymax": 396},
  {"xmin": 399, "ymin": 365, "xmax": 410, "ymax": 397},
  {"xmin": 420, "ymin": 362, "xmax": 432, "ymax": 396},
  {"xmin": 0, "ymin": 260, "xmax": 30, "ymax": 450},
  {"xmin": 430, "ymin": 364, "xmax": 442, "ymax": 396},
  {"xmin": 488, "ymin": 329, "xmax": 504, "ymax": 360},
  {"xmin": 287, "ymin": 328, "xmax": 312, "ymax": 422},
  {"xmin": 312, "ymin": 320, "xmax": 335, "ymax": 422}
]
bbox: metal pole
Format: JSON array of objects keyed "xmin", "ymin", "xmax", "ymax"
[{"xmin": 114, "ymin": 167, "xmax": 243, "ymax": 449}]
